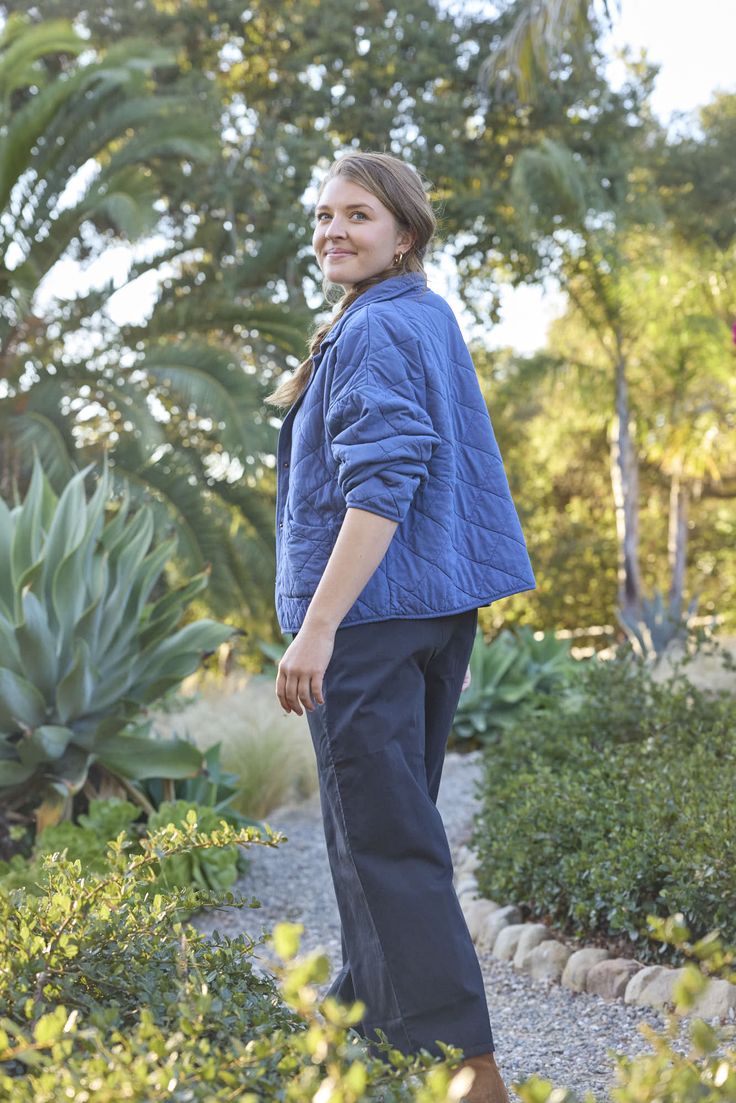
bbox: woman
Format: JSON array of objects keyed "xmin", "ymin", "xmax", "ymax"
[{"xmin": 266, "ymin": 151, "xmax": 535, "ymax": 1103}]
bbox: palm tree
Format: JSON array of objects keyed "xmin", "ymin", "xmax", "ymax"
[
  {"xmin": 480, "ymin": 0, "xmax": 619, "ymax": 99},
  {"xmin": 508, "ymin": 136, "xmax": 650, "ymax": 621},
  {"xmin": 0, "ymin": 15, "xmax": 308, "ymax": 629}
]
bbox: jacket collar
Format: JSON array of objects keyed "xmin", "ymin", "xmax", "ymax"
[
  {"xmin": 280, "ymin": 274, "xmax": 427, "ymax": 427},
  {"xmin": 317, "ymin": 272, "xmax": 427, "ymax": 354}
]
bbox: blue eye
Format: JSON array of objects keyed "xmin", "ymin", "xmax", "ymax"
[{"xmin": 315, "ymin": 211, "xmax": 368, "ymax": 221}]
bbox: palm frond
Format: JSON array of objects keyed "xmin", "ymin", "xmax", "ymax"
[
  {"xmin": 0, "ymin": 16, "xmax": 83, "ymax": 109},
  {"xmin": 2, "ymin": 382, "xmax": 80, "ymax": 490},
  {"xmin": 105, "ymin": 435, "xmax": 274, "ymax": 619},
  {"xmin": 480, "ymin": 0, "xmax": 620, "ymax": 100},
  {"xmin": 124, "ymin": 297, "xmax": 309, "ymax": 359},
  {"xmin": 140, "ymin": 342, "xmax": 273, "ymax": 457}
]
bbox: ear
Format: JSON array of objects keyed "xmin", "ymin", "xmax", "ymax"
[{"xmin": 397, "ymin": 230, "xmax": 415, "ymax": 252}]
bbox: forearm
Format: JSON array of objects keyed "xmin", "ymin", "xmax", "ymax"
[{"xmin": 300, "ymin": 506, "xmax": 399, "ymax": 634}]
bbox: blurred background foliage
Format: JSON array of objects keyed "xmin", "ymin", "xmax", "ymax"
[{"xmin": 0, "ymin": 0, "xmax": 733, "ymax": 665}]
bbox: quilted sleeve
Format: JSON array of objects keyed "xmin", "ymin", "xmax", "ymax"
[{"xmin": 326, "ymin": 379, "xmax": 441, "ymax": 524}]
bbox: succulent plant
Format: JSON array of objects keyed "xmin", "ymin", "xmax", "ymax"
[
  {"xmin": 451, "ymin": 624, "xmax": 573, "ymax": 744},
  {"xmin": 0, "ymin": 455, "xmax": 235, "ymax": 827},
  {"xmin": 616, "ymin": 587, "xmax": 700, "ymax": 661}
]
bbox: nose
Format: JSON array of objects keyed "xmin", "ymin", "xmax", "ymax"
[{"xmin": 324, "ymin": 214, "xmax": 349, "ymax": 239}]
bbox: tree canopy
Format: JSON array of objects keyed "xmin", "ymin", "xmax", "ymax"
[{"xmin": 1, "ymin": 1, "xmax": 733, "ymax": 643}]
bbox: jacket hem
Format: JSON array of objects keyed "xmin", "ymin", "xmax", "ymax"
[{"xmin": 277, "ymin": 580, "xmax": 536, "ymax": 635}]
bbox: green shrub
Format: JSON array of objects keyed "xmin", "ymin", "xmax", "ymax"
[
  {"xmin": 0, "ymin": 815, "xmax": 467, "ymax": 1102},
  {"xmin": 451, "ymin": 625, "xmax": 574, "ymax": 746},
  {"xmin": 147, "ymin": 800, "xmax": 243, "ymax": 892},
  {"xmin": 140, "ymin": 740, "xmax": 263, "ymax": 828},
  {"xmin": 1, "ymin": 814, "xmax": 734, "ymax": 1101},
  {"xmin": 472, "ymin": 655, "xmax": 736, "ymax": 961},
  {"xmin": 0, "ymin": 798, "xmax": 248, "ymax": 906},
  {"xmin": 0, "ymin": 455, "xmax": 235, "ymax": 828}
]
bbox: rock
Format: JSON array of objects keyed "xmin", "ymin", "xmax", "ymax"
[
  {"xmin": 514, "ymin": 924, "xmax": 554, "ymax": 972},
  {"xmin": 453, "ymin": 845, "xmax": 480, "ymax": 876},
  {"xmin": 691, "ymin": 977, "xmax": 736, "ymax": 1021},
  {"xmin": 586, "ymin": 958, "xmax": 642, "ymax": 1000},
  {"xmin": 561, "ymin": 948, "xmax": 610, "ymax": 992},
  {"xmin": 625, "ymin": 965, "xmax": 687, "ymax": 1010},
  {"xmin": 527, "ymin": 940, "xmax": 574, "ymax": 983},
  {"xmin": 458, "ymin": 888, "xmax": 481, "ymax": 912},
  {"xmin": 454, "ymin": 875, "xmax": 478, "ymax": 898},
  {"xmin": 492, "ymin": 923, "xmax": 528, "ymax": 961},
  {"xmin": 463, "ymin": 898, "xmax": 500, "ymax": 942},
  {"xmin": 475, "ymin": 904, "xmax": 522, "ymax": 952}
]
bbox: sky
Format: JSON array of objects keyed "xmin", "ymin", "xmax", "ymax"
[
  {"xmin": 35, "ymin": 1, "xmax": 736, "ymax": 355},
  {"xmin": 605, "ymin": 0, "xmax": 735, "ymax": 124}
]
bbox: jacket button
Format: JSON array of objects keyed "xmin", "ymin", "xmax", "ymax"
[
  {"xmin": 279, "ymin": 521, "xmax": 283, "ymax": 529},
  {"xmin": 283, "ymin": 461, "xmax": 289, "ymax": 468}
]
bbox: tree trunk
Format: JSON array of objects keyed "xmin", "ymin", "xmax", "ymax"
[
  {"xmin": 608, "ymin": 349, "xmax": 641, "ymax": 620},
  {"xmin": 667, "ymin": 462, "xmax": 689, "ymax": 620}
]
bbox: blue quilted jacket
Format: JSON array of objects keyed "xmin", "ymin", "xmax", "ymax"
[{"xmin": 274, "ymin": 272, "xmax": 535, "ymax": 633}]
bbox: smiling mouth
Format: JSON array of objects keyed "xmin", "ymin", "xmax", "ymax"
[{"xmin": 326, "ymin": 251, "xmax": 355, "ymax": 257}]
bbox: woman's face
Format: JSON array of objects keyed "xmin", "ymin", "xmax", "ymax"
[{"xmin": 312, "ymin": 176, "xmax": 414, "ymax": 289}]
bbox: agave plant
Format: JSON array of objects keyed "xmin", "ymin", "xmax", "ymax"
[
  {"xmin": 0, "ymin": 455, "xmax": 236, "ymax": 828},
  {"xmin": 616, "ymin": 587, "xmax": 700, "ymax": 662},
  {"xmin": 451, "ymin": 625, "xmax": 573, "ymax": 744}
]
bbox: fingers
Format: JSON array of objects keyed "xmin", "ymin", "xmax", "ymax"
[
  {"xmin": 299, "ymin": 674, "xmax": 317, "ymax": 713},
  {"xmin": 275, "ymin": 665, "xmax": 321, "ymax": 715},
  {"xmin": 276, "ymin": 666, "xmax": 292, "ymax": 714}
]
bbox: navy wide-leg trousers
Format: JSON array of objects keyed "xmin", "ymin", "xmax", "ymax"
[{"xmin": 296, "ymin": 607, "xmax": 495, "ymax": 1060}]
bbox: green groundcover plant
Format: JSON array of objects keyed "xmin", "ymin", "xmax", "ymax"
[
  {"xmin": 0, "ymin": 798, "xmax": 248, "ymax": 906},
  {"xmin": 0, "ymin": 816, "xmax": 734, "ymax": 1101},
  {"xmin": 472, "ymin": 652, "xmax": 736, "ymax": 962},
  {"xmin": 0, "ymin": 813, "xmax": 470, "ymax": 1102}
]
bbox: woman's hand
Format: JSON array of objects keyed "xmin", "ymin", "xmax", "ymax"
[
  {"xmin": 275, "ymin": 508, "xmax": 399, "ymax": 717},
  {"xmin": 461, "ymin": 665, "xmax": 471, "ymax": 692},
  {"xmin": 276, "ymin": 626, "xmax": 335, "ymax": 715}
]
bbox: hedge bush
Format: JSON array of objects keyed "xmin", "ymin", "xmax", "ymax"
[
  {"xmin": 0, "ymin": 813, "xmax": 464, "ymax": 1102},
  {"xmin": 472, "ymin": 654, "xmax": 736, "ymax": 962},
  {"xmin": 0, "ymin": 798, "xmax": 248, "ymax": 907}
]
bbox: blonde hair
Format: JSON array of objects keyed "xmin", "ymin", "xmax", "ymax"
[{"xmin": 264, "ymin": 151, "xmax": 438, "ymax": 410}]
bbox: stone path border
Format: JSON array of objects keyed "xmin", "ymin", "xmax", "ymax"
[{"xmin": 452, "ymin": 843, "xmax": 736, "ymax": 1023}]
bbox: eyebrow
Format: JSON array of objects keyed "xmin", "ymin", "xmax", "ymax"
[{"xmin": 315, "ymin": 202, "xmax": 375, "ymax": 213}]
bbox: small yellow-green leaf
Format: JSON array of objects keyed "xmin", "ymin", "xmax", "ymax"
[
  {"xmin": 272, "ymin": 921, "xmax": 303, "ymax": 961},
  {"xmin": 344, "ymin": 1061, "xmax": 368, "ymax": 1094},
  {"xmin": 33, "ymin": 1007, "xmax": 67, "ymax": 1045},
  {"xmin": 690, "ymin": 1017, "xmax": 719, "ymax": 1055}
]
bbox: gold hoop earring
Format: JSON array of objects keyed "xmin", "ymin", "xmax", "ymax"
[{"xmin": 394, "ymin": 252, "xmax": 404, "ymax": 266}]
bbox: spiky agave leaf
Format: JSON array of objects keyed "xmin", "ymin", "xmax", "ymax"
[{"xmin": 0, "ymin": 454, "xmax": 235, "ymax": 824}]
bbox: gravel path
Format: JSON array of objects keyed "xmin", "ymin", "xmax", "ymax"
[{"xmin": 190, "ymin": 751, "xmax": 678, "ymax": 1099}]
